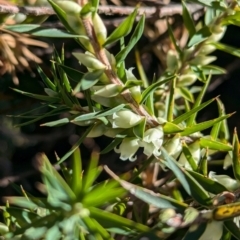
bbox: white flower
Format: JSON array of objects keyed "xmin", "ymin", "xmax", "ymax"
[
  {"xmin": 198, "ymin": 221, "xmax": 223, "ymax": 240},
  {"xmin": 209, "ymin": 171, "xmax": 240, "ymax": 191},
  {"xmin": 111, "ymin": 110, "xmax": 143, "ymax": 129},
  {"xmin": 139, "ymin": 126, "xmax": 164, "ymax": 157},
  {"xmin": 114, "ymin": 138, "xmax": 139, "ymax": 161}
]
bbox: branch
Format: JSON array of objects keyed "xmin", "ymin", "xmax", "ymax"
[{"xmin": 0, "ymin": 3, "xmax": 204, "ymax": 18}]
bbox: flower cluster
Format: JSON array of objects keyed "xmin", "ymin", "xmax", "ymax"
[{"xmin": 115, "ymin": 125, "xmax": 164, "ymax": 161}]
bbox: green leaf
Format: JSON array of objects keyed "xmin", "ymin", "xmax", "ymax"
[
  {"xmin": 224, "ymin": 220, "xmax": 240, "ymax": 240},
  {"xmin": 183, "ymin": 223, "xmax": 208, "ymax": 240},
  {"xmin": 161, "ymin": 148, "xmax": 212, "ymax": 206},
  {"xmin": 161, "ymin": 147, "xmax": 191, "ymax": 195},
  {"xmin": 178, "ymin": 87, "xmax": 194, "ymax": 102},
  {"xmin": 140, "ymin": 74, "xmax": 175, "ymax": 104},
  {"xmin": 200, "ymin": 138, "xmax": 232, "ymax": 151},
  {"xmin": 133, "ymin": 118, "xmax": 146, "ymax": 138},
  {"xmin": 73, "ymin": 69, "xmax": 103, "ymax": 94},
  {"xmin": 188, "ymin": 26, "xmax": 211, "ymax": 47},
  {"xmin": 57, "ymin": 64, "xmax": 84, "ymax": 82},
  {"xmin": 116, "ymin": 15, "xmax": 145, "ymax": 65},
  {"xmin": 40, "ymin": 153, "xmax": 76, "ymax": 200},
  {"xmin": 181, "ymin": 113, "xmax": 234, "ymax": 136},
  {"xmin": 163, "ymin": 122, "xmax": 183, "ymax": 134},
  {"xmin": 182, "ymin": 1, "xmax": 196, "ymax": 38},
  {"xmin": 173, "ymin": 97, "xmax": 216, "ymax": 125},
  {"xmin": 89, "ymin": 207, "xmax": 149, "ymax": 233},
  {"xmin": 96, "ymin": 104, "xmax": 126, "ymax": 118},
  {"xmin": 201, "ymin": 65, "xmax": 226, "ymax": 75},
  {"xmin": 90, "ymin": 0, "xmax": 99, "ymax": 15},
  {"xmin": 80, "ymin": 3, "xmax": 94, "ymax": 16},
  {"xmin": 211, "ymin": 42, "xmax": 240, "ymax": 58},
  {"xmin": 167, "ymin": 20, "xmax": 181, "ymax": 54},
  {"xmin": 167, "ymin": 77, "xmax": 176, "ymax": 122},
  {"xmin": 101, "ymin": 137, "xmax": 126, "ymax": 154},
  {"xmin": 15, "ymin": 106, "xmax": 69, "ymax": 127},
  {"xmin": 5, "ymin": 24, "xmax": 88, "ymax": 38},
  {"xmin": 232, "ymin": 128, "xmax": 240, "ymax": 181},
  {"xmin": 71, "ymin": 148, "xmax": 82, "ymax": 196},
  {"xmin": 37, "ymin": 66, "xmax": 56, "ymax": 91},
  {"xmin": 40, "ymin": 118, "xmax": 69, "ymax": 127},
  {"xmin": 83, "ymin": 187, "xmax": 125, "ymax": 207},
  {"xmin": 11, "ymin": 88, "xmax": 60, "ymax": 102},
  {"xmin": 5, "ymin": 207, "xmax": 40, "ymax": 227},
  {"xmin": 58, "ymin": 124, "xmax": 95, "ymax": 164},
  {"xmin": 182, "ymin": 142, "xmax": 198, "ymax": 171},
  {"xmin": 187, "ymin": 74, "xmax": 212, "ymax": 126},
  {"xmin": 103, "ymin": 8, "xmax": 138, "ymax": 46},
  {"xmin": 211, "ymin": 98, "xmax": 225, "ymax": 139},
  {"xmin": 81, "ymin": 152, "xmax": 101, "ymax": 195},
  {"xmin": 187, "ymin": 170, "xmax": 227, "ymax": 194}
]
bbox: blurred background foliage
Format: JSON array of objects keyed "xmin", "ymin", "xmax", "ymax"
[{"xmin": 0, "ymin": 0, "xmax": 240, "ymax": 209}]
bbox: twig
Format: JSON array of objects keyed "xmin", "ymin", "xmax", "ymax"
[{"xmin": 0, "ymin": 3, "xmax": 203, "ymax": 18}]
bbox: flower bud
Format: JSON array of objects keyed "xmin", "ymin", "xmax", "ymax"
[
  {"xmin": 163, "ymin": 134, "xmax": 182, "ymax": 159},
  {"xmin": 167, "ymin": 50, "xmax": 180, "ymax": 72},
  {"xmin": 13, "ymin": 13, "xmax": 27, "ymax": 24},
  {"xmin": 111, "ymin": 110, "xmax": 143, "ymax": 129},
  {"xmin": 190, "ymin": 55, "xmax": 216, "ymax": 66},
  {"xmin": 53, "ymin": 1, "xmax": 82, "ymax": 14},
  {"xmin": 73, "ymin": 52, "xmax": 106, "ymax": 70},
  {"xmin": 177, "ymin": 74, "xmax": 197, "ymax": 87},
  {"xmin": 209, "ymin": 26, "xmax": 226, "ymax": 42},
  {"xmin": 92, "ymin": 13, "xmax": 107, "ymax": 45},
  {"xmin": 87, "ymin": 123, "xmax": 105, "ymax": 138},
  {"xmin": 92, "ymin": 84, "xmax": 122, "ymax": 97},
  {"xmin": 104, "ymin": 49, "xmax": 116, "ymax": 68},
  {"xmin": 129, "ymin": 86, "xmax": 142, "ymax": 103},
  {"xmin": 200, "ymin": 44, "xmax": 216, "ymax": 55}
]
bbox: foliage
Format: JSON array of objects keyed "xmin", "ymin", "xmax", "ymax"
[{"xmin": 1, "ymin": 0, "xmax": 240, "ymax": 239}]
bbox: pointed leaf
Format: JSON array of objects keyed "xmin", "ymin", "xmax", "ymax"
[
  {"xmin": 133, "ymin": 118, "xmax": 146, "ymax": 138},
  {"xmin": 180, "ymin": 113, "xmax": 233, "ymax": 136},
  {"xmin": 182, "ymin": 1, "xmax": 196, "ymax": 38},
  {"xmin": 58, "ymin": 124, "xmax": 95, "ymax": 164},
  {"xmin": 188, "ymin": 26, "xmax": 211, "ymax": 47},
  {"xmin": 140, "ymin": 74, "xmax": 175, "ymax": 104},
  {"xmin": 58, "ymin": 64, "xmax": 84, "ymax": 82},
  {"xmin": 163, "ymin": 122, "xmax": 183, "ymax": 134},
  {"xmin": 179, "ymin": 87, "xmax": 194, "ymax": 102},
  {"xmin": 224, "ymin": 220, "xmax": 240, "ymax": 240},
  {"xmin": 187, "ymin": 170, "xmax": 227, "ymax": 194},
  {"xmin": 200, "ymin": 138, "xmax": 232, "ymax": 151},
  {"xmin": 40, "ymin": 118, "xmax": 69, "ymax": 127},
  {"xmin": 103, "ymin": 8, "xmax": 138, "ymax": 46},
  {"xmin": 161, "ymin": 148, "xmax": 212, "ymax": 206},
  {"xmin": 11, "ymin": 88, "xmax": 60, "ymax": 102},
  {"xmin": 232, "ymin": 128, "xmax": 240, "ymax": 181},
  {"xmin": 212, "ymin": 42, "xmax": 240, "ymax": 58},
  {"xmin": 172, "ymin": 97, "xmax": 216, "ymax": 124},
  {"xmin": 116, "ymin": 14, "xmax": 145, "ymax": 65}
]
